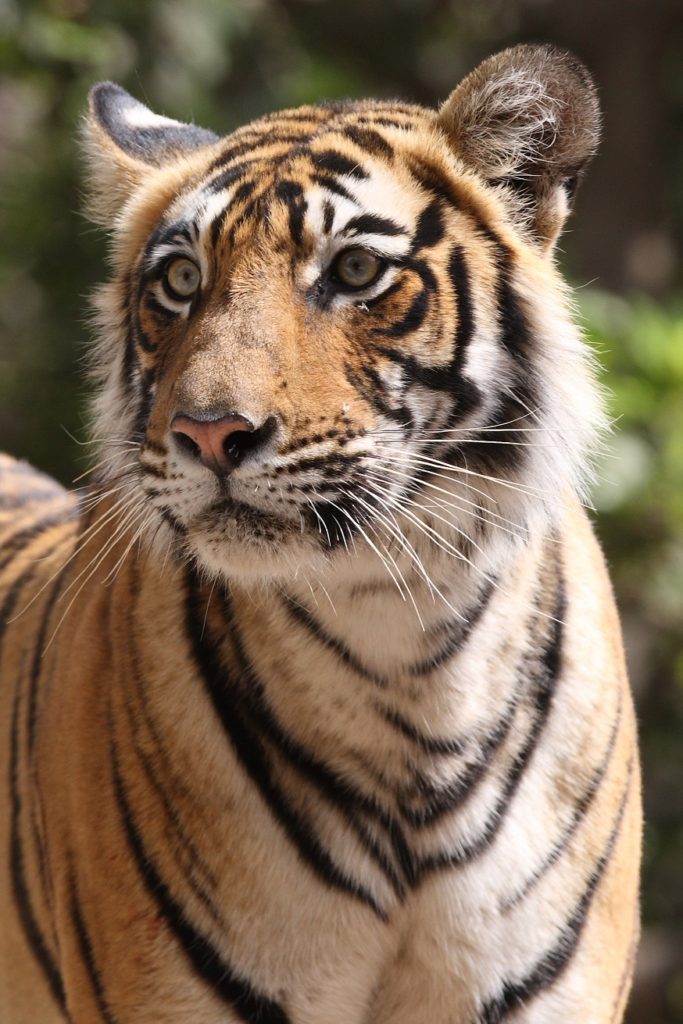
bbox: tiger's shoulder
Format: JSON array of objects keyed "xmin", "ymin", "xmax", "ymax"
[{"xmin": 0, "ymin": 453, "xmax": 80, "ymax": 597}]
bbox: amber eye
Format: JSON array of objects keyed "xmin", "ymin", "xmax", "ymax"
[
  {"xmin": 164, "ymin": 257, "xmax": 201, "ymax": 299},
  {"xmin": 333, "ymin": 248, "xmax": 383, "ymax": 289}
]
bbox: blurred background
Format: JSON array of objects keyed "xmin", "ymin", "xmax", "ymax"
[{"xmin": 1, "ymin": 0, "xmax": 682, "ymax": 1017}]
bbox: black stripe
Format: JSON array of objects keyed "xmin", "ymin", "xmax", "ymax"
[
  {"xmin": 132, "ymin": 368, "xmax": 155, "ymax": 440},
  {"xmin": 344, "ymin": 213, "xmax": 404, "ymax": 238},
  {"xmin": 449, "ymin": 244, "xmax": 476, "ymax": 374},
  {"xmin": 411, "ymin": 200, "xmax": 445, "ymax": 252},
  {"xmin": 408, "ymin": 579, "xmax": 495, "ymax": 676},
  {"xmin": 123, "ymin": 597, "xmax": 225, "ymax": 924},
  {"xmin": 0, "ymin": 508, "xmax": 73, "ymax": 574},
  {"xmin": 221, "ymin": 590, "xmax": 411, "ymax": 898},
  {"xmin": 358, "ymin": 114, "xmax": 411, "ymax": 129},
  {"xmin": 399, "ymin": 686, "xmax": 519, "ymax": 831},
  {"xmin": 363, "ymin": 278, "xmax": 403, "ymax": 310},
  {"xmin": 407, "ymin": 156, "xmax": 500, "ymax": 250},
  {"xmin": 186, "ymin": 577, "xmax": 390, "ymax": 916},
  {"xmin": 131, "ymin": 294, "xmax": 157, "ymax": 354},
  {"xmin": 69, "ymin": 865, "xmax": 118, "ymax": 1024},
  {"xmin": 206, "ymin": 133, "xmax": 311, "ymax": 173},
  {"xmin": 310, "ymin": 149, "xmax": 368, "ymax": 179},
  {"xmin": 378, "ymin": 707, "xmax": 465, "ymax": 756},
  {"xmin": 342, "ymin": 125, "xmax": 394, "ymax": 159},
  {"xmin": 378, "ymin": 286, "xmax": 429, "ymax": 338},
  {"xmin": 375, "ymin": 244, "xmax": 480, "ymax": 424},
  {"xmin": 120, "ymin": 300, "xmax": 136, "ymax": 396},
  {"xmin": 447, "ymin": 375, "xmax": 537, "ymax": 476},
  {"xmin": 284, "ymin": 584, "xmax": 494, "ymax": 758},
  {"xmin": 143, "ymin": 294, "xmax": 176, "ymax": 320},
  {"xmin": 0, "ymin": 522, "xmax": 72, "ymax": 650},
  {"xmin": 139, "ymin": 460, "xmax": 166, "ymax": 479},
  {"xmin": 226, "ymin": 196, "xmax": 263, "ymax": 247},
  {"xmin": 275, "ymin": 180, "xmax": 306, "ymax": 247},
  {"xmin": 233, "ymin": 179, "xmax": 256, "ymax": 205},
  {"xmin": 409, "ymin": 565, "xmax": 565, "ymax": 846},
  {"xmin": 159, "ymin": 506, "xmax": 187, "ymax": 535},
  {"xmin": 496, "ymin": 252, "xmax": 533, "ymax": 362},
  {"xmin": 9, "ymin": 679, "xmax": 66, "ymax": 1012},
  {"xmin": 310, "ymin": 173, "xmax": 354, "ymax": 201},
  {"xmin": 322, "ymin": 200, "xmax": 335, "ymax": 235},
  {"xmin": 502, "ymin": 689, "xmax": 624, "ymax": 911},
  {"xmin": 208, "ymin": 163, "xmax": 252, "ymax": 194},
  {"xmin": 25, "ymin": 563, "xmax": 73, "ymax": 964},
  {"xmin": 210, "ymin": 206, "xmax": 228, "ymax": 248},
  {"xmin": 281, "ymin": 593, "xmax": 388, "ymax": 687},
  {"xmin": 408, "ymin": 157, "xmax": 536, "ymax": 364},
  {"xmin": 112, "ymin": 748, "xmax": 290, "ymax": 1024},
  {"xmin": 479, "ymin": 766, "xmax": 633, "ymax": 1023}
]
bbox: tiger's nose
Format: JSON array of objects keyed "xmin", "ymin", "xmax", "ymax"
[{"xmin": 171, "ymin": 413, "xmax": 277, "ymax": 477}]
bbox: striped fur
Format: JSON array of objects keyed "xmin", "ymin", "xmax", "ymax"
[{"xmin": 0, "ymin": 45, "xmax": 640, "ymax": 1023}]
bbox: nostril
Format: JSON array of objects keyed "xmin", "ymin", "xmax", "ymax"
[
  {"xmin": 174, "ymin": 431, "xmax": 202, "ymax": 460},
  {"xmin": 224, "ymin": 417, "xmax": 278, "ymax": 466},
  {"xmin": 224, "ymin": 430, "xmax": 257, "ymax": 465}
]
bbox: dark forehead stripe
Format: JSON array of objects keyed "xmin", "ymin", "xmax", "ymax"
[
  {"xmin": 322, "ymin": 200, "xmax": 335, "ymax": 235},
  {"xmin": 342, "ymin": 125, "xmax": 394, "ymax": 159},
  {"xmin": 343, "ymin": 213, "xmax": 405, "ymax": 238},
  {"xmin": 208, "ymin": 162, "xmax": 255, "ymax": 194},
  {"xmin": 310, "ymin": 174, "xmax": 354, "ymax": 202},
  {"xmin": 275, "ymin": 179, "xmax": 307, "ymax": 247},
  {"xmin": 206, "ymin": 132, "xmax": 315, "ymax": 176},
  {"xmin": 203, "ymin": 97, "xmax": 421, "ymax": 177},
  {"xmin": 310, "ymin": 150, "xmax": 369, "ymax": 180}
]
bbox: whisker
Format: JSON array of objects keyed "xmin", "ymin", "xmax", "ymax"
[
  {"xmin": 357, "ymin": 482, "xmax": 469, "ymax": 624},
  {"xmin": 322, "ymin": 495, "xmax": 409, "ymax": 605},
  {"xmin": 8, "ymin": 488, "xmax": 138, "ymax": 623},
  {"xmin": 342, "ymin": 488, "xmax": 426, "ymax": 630},
  {"xmin": 44, "ymin": 498, "xmax": 151, "ymax": 652},
  {"xmin": 374, "ymin": 449, "xmax": 546, "ymax": 499}
]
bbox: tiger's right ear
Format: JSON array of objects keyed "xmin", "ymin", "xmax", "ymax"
[
  {"xmin": 83, "ymin": 83, "xmax": 219, "ymax": 226},
  {"xmin": 437, "ymin": 46, "xmax": 600, "ymax": 251}
]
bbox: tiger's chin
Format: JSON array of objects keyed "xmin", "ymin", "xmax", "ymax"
[{"xmin": 183, "ymin": 501, "xmax": 330, "ymax": 585}]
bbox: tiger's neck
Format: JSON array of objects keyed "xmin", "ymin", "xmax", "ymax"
[
  {"xmin": 180, "ymin": 521, "xmax": 552, "ymax": 783},
  {"xmin": 99, "ymin": 509, "xmax": 559, "ymax": 917}
]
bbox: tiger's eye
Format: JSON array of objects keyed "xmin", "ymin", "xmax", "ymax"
[
  {"xmin": 165, "ymin": 257, "xmax": 201, "ymax": 298},
  {"xmin": 334, "ymin": 249, "xmax": 382, "ymax": 289}
]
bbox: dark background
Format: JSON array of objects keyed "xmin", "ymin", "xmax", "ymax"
[{"xmin": 1, "ymin": 1, "xmax": 682, "ymax": 1018}]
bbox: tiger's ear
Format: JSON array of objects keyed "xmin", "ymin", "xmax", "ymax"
[
  {"xmin": 83, "ymin": 83, "xmax": 219, "ymax": 225},
  {"xmin": 437, "ymin": 45, "xmax": 600, "ymax": 251}
]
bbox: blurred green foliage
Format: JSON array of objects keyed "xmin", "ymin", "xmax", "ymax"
[
  {"xmin": 587, "ymin": 295, "xmax": 683, "ymax": 950},
  {"xmin": 1, "ymin": 1, "xmax": 682, "ymax": 1019}
]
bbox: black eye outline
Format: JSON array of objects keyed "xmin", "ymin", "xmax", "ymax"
[
  {"xmin": 329, "ymin": 247, "xmax": 387, "ymax": 291},
  {"xmin": 161, "ymin": 256, "xmax": 202, "ymax": 302}
]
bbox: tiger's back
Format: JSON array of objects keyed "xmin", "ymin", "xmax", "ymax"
[{"xmin": 1, "ymin": 44, "xmax": 641, "ymax": 1024}]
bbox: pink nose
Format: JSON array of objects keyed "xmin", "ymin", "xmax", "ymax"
[{"xmin": 171, "ymin": 413, "xmax": 256, "ymax": 476}]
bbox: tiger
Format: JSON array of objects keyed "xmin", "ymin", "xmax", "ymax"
[{"xmin": 0, "ymin": 43, "xmax": 641, "ymax": 1023}]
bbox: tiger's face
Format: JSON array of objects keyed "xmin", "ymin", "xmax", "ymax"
[{"xmin": 86, "ymin": 46, "xmax": 604, "ymax": 585}]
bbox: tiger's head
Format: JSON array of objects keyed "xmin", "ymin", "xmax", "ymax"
[{"xmin": 84, "ymin": 45, "xmax": 604, "ymax": 587}]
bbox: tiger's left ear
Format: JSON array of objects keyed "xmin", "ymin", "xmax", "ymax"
[
  {"xmin": 437, "ymin": 45, "xmax": 600, "ymax": 251},
  {"xmin": 83, "ymin": 83, "xmax": 219, "ymax": 226}
]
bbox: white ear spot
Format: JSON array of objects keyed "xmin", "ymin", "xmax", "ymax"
[{"xmin": 122, "ymin": 105, "xmax": 183, "ymax": 130}]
